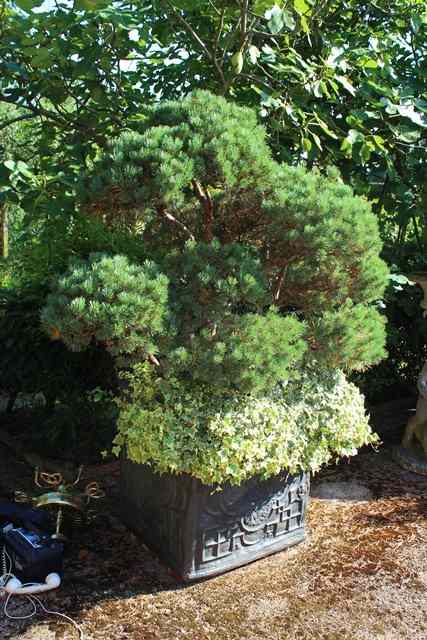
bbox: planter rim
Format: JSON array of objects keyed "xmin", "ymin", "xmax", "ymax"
[{"xmin": 122, "ymin": 455, "xmax": 309, "ymax": 488}]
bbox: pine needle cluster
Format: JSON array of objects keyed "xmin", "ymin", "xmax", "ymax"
[{"xmin": 41, "ymin": 253, "xmax": 169, "ymax": 361}]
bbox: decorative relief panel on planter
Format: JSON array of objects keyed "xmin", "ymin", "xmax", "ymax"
[{"xmin": 120, "ymin": 460, "xmax": 309, "ymax": 581}]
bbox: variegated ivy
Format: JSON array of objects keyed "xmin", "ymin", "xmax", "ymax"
[{"xmin": 114, "ymin": 366, "xmax": 378, "ymax": 486}]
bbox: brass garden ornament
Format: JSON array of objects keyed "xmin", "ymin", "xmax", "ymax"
[{"xmin": 15, "ymin": 466, "xmax": 104, "ymax": 539}]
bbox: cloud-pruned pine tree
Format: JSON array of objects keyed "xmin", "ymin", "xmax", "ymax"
[
  {"xmin": 41, "ymin": 91, "xmax": 386, "ymax": 480},
  {"xmin": 79, "ymin": 90, "xmax": 388, "ymax": 382}
]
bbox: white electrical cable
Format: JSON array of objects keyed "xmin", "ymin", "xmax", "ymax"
[
  {"xmin": 3, "ymin": 591, "xmax": 38, "ymax": 620},
  {"xmin": 30, "ymin": 594, "xmax": 85, "ymax": 638},
  {"xmin": 1, "ymin": 545, "xmax": 84, "ymax": 639}
]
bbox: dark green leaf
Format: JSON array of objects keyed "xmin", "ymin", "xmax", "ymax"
[{"xmin": 14, "ymin": 0, "xmax": 44, "ymax": 11}]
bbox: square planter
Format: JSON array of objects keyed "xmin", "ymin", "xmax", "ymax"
[{"xmin": 120, "ymin": 460, "xmax": 309, "ymax": 581}]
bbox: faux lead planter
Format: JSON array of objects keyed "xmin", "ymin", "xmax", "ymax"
[{"xmin": 120, "ymin": 460, "xmax": 309, "ymax": 581}]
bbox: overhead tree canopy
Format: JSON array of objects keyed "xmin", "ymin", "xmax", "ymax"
[
  {"xmin": 135, "ymin": 0, "xmax": 427, "ymax": 251},
  {"xmin": 0, "ymin": 0, "xmax": 425, "ymax": 266}
]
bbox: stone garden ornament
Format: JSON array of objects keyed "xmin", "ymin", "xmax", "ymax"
[{"xmin": 394, "ymin": 273, "xmax": 427, "ymax": 475}]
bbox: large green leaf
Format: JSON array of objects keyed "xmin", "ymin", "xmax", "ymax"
[
  {"xmin": 266, "ymin": 5, "xmax": 285, "ymax": 34},
  {"xmin": 337, "ymin": 75, "xmax": 357, "ymax": 96},
  {"xmin": 14, "ymin": 0, "xmax": 44, "ymax": 12},
  {"xmin": 248, "ymin": 45, "xmax": 261, "ymax": 64},
  {"xmin": 396, "ymin": 104, "xmax": 427, "ymax": 128},
  {"xmin": 254, "ymin": 0, "xmax": 275, "ymax": 13},
  {"xmin": 74, "ymin": 0, "xmax": 111, "ymax": 11},
  {"xmin": 293, "ymin": 0, "xmax": 311, "ymax": 14},
  {"xmin": 282, "ymin": 10, "xmax": 296, "ymax": 30},
  {"xmin": 31, "ymin": 48, "xmax": 52, "ymax": 67}
]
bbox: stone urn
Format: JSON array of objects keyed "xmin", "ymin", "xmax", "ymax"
[{"xmin": 394, "ymin": 272, "xmax": 427, "ymax": 475}]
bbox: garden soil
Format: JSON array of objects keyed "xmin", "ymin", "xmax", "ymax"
[{"xmin": 0, "ymin": 411, "xmax": 426, "ymax": 640}]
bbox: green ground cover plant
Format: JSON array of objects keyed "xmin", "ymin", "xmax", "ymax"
[{"xmin": 114, "ymin": 365, "xmax": 375, "ymax": 485}]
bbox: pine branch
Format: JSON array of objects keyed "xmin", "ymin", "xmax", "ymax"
[
  {"xmin": 272, "ymin": 264, "xmax": 288, "ymax": 302},
  {"xmin": 192, "ymin": 180, "xmax": 214, "ymax": 243},
  {"xmin": 158, "ymin": 205, "xmax": 195, "ymax": 241},
  {"xmin": 148, "ymin": 353, "xmax": 161, "ymax": 367}
]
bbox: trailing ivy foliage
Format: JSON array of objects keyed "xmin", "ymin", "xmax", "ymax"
[{"xmin": 114, "ymin": 364, "xmax": 378, "ymax": 486}]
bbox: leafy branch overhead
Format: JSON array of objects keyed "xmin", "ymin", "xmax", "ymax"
[
  {"xmin": 136, "ymin": 0, "xmax": 427, "ymax": 249},
  {"xmin": 0, "ymin": 0, "xmax": 426, "ymax": 256}
]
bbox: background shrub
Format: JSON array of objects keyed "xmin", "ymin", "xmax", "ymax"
[
  {"xmin": 353, "ymin": 275, "xmax": 427, "ymax": 403},
  {"xmin": 0, "ymin": 285, "xmax": 117, "ymax": 459}
]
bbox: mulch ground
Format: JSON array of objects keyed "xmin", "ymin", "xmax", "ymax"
[{"xmin": 0, "ymin": 403, "xmax": 426, "ymax": 640}]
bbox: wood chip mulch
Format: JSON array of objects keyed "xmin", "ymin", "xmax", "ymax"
[{"xmin": 0, "ymin": 441, "xmax": 426, "ymax": 640}]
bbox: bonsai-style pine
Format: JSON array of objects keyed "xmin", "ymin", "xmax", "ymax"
[
  {"xmin": 42, "ymin": 91, "xmax": 388, "ymax": 483},
  {"xmin": 82, "ymin": 90, "xmax": 388, "ymax": 376}
]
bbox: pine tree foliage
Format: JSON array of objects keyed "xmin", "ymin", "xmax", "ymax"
[
  {"xmin": 82, "ymin": 90, "xmax": 388, "ymax": 378},
  {"xmin": 41, "ymin": 254, "xmax": 169, "ymax": 359},
  {"xmin": 163, "ymin": 241, "xmax": 306, "ymax": 393}
]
